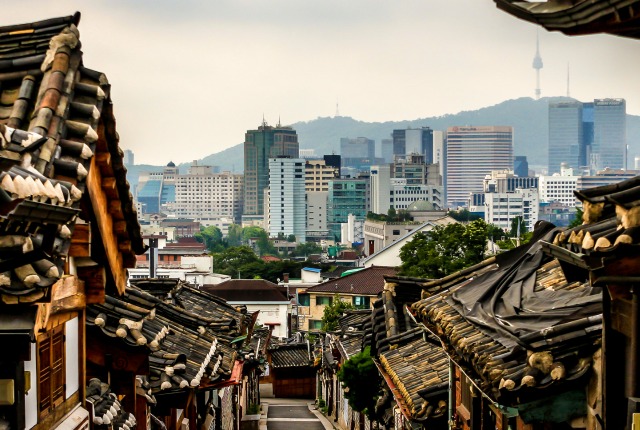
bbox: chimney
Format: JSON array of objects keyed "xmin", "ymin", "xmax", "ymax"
[{"xmin": 149, "ymin": 237, "xmax": 158, "ymax": 278}]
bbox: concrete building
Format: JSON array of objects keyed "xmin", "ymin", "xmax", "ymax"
[
  {"xmin": 363, "ymin": 219, "xmax": 423, "ymax": 257},
  {"xmin": 305, "ymin": 157, "xmax": 340, "ymax": 192},
  {"xmin": 446, "ymin": 126, "xmax": 514, "ymax": 208},
  {"xmin": 306, "ymin": 191, "xmax": 329, "ymax": 242},
  {"xmin": 244, "ymin": 122, "xmax": 299, "ymax": 216},
  {"xmin": 370, "ymin": 164, "xmax": 392, "ymax": 215},
  {"xmin": 174, "ymin": 162, "xmax": 243, "ymax": 223},
  {"xmin": 268, "ymin": 157, "xmax": 306, "ymax": 243},
  {"xmin": 539, "ymin": 167, "xmax": 580, "ymax": 207},
  {"xmin": 392, "ymin": 127, "xmax": 434, "ymax": 161},
  {"xmin": 483, "ymin": 170, "xmax": 539, "ymax": 193},
  {"xmin": 578, "ymin": 168, "xmax": 640, "ymax": 189},
  {"xmin": 484, "ymin": 188, "xmax": 539, "ymax": 232},
  {"xmin": 341, "ymin": 137, "xmax": 375, "ymax": 169}
]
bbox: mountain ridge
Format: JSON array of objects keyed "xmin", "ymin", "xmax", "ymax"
[{"xmin": 125, "ymin": 97, "xmax": 640, "ymax": 189}]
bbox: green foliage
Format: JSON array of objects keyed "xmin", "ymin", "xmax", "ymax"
[
  {"xmin": 321, "ymin": 294, "xmax": 354, "ymax": 332},
  {"xmin": 398, "ymin": 219, "xmax": 489, "ymax": 278},
  {"xmin": 447, "ymin": 209, "xmax": 483, "ymax": 222},
  {"xmin": 247, "ymin": 403, "xmax": 260, "ymax": 414},
  {"xmin": 211, "ymin": 246, "xmax": 261, "ymax": 278},
  {"xmin": 226, "ymin": 224, "xmax": 244, "ymax": 247},
  {"xmin": 366, "ymin": 210, "xmax": 412, "ymax": 222},
  {"xmin": 195, "ymin": 226, "xmax": 225, "ymax": 252},
  {"xmin": 509, "ymin": 216, "xmax": 528, "ymax": 237},
  {"xmin": 568, "ymin": 207, "xmax": 584, "ymax": 228},
  {"xmin": 337, "ymin": 347, "xmax": 381, "ymax": 418},
  {"xmin": 287, "ymin": 234, "xmax": 296, "ymax": 242},
  {"xmin": 292, "ymin": 242, "xmax": 322, "ymax": 257}
]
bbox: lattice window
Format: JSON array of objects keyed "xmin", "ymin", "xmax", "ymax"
[{"xmin": 38, "ymin": 325, "xmax": 65, "ymax": 419}]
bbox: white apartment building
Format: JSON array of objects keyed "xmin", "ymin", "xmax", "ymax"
[
  {"xmin": 370, "ymin": 164, "xmax": 392, "ymax": 214},
  {"xmin": 538, "ymin": 171, "xmax": 579, "ymax": 207},
  {"xmin": 174, "ymin": 162, "xmax": 244, "ymax": 222},
  {"xmin": 269, "ymin": 157, "xmax": 306, "ymax": 242},
  {"xmin": 484, "ymin": 188, "xmax": 539, "ymax": 232}
]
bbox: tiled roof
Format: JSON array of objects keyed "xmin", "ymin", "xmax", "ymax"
[
  {"xmin": 0, "ymin": 13, "xmax": 144, "ymax": 302},
  {"xmin": 86, "ymin": 378, "xmax": 138, "ymax": 427},
  {"xmin": 306, "ymin": 266, "xmax": 397, "ymax": 296},
  {"xmin": 269, "ymin": 343, "xmax": 311, "ymax": 368},
  {"xmin": 412, "ymin": 256, "xmax": 601, "ymax": 404},
  {"xmin": 202, "ymin": 279, "xmax": 289, "ymax": 302},
  {"xmin": 86, "ymin": 284, "xmax": 244, "ymax": 393},
  {"xmin": 379, "ymin": 329, "xmax": 448, "ymax": 421}
]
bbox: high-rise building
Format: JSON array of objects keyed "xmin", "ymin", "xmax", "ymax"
[
  {"xmin": 305, "ymin": 157, "xmax": 340, "ymax": 192},
  {"xmin": 340, "ymin": 137, "xmax": 375, "ymax": 169},
  {"xmin": 593, "ymin": 98, "xmax": 626, "ymax": 170},
  {"xmin": 327, "ymin": 178, "xmax": 368, "ymax": 241},
  {"xmin": 123, "ymin": 149, "xmax": 134, "ymax": 166},
  {"xmin": 392, "ymin": 127, "xmax": 434, "ymax": 161},
  {"xmin": 381, "ymin": 139, "xmax": 393, "ymax": 163},
  {"xmin": 514, "ymin": 156, "xmax": 529, "ymax": 178},
  {"xmin": 548, "ymin": 98, "xmax": 625, "ymax": 174},
  {"xmin": 244, "ymin": 123, "xmax": 299, "ymax": 216},
  {"xmin": 268, "ymin": 157, "xmax": 306, "ymax": 242},
  {"xmin": 370, "ymin": 164, "xmax": 392, "ymax": 214},
  {"xmin": 446, "ymin": 126, "xmax": 513, "ymax": 208},
  {"xmin": 137, "ymin": 162, "xmax": 178, "ymax": 214},
  {"xmin": 174, "ymin": 162, "xmax": 244, "ymax": 223}
]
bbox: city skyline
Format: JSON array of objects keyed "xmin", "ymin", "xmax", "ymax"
[{"xmin": 2, "ymin": 1, "xmax": 639, "ymax": 165}]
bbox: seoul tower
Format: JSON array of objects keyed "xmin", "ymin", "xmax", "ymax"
[{"xmin": 532, "ymin": 31, "xmax": 543, "ymax": 99}]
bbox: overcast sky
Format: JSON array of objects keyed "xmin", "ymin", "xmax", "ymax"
[{"xmin": 4, "ymin": 1, "xmax": 640, "ymax": 165}]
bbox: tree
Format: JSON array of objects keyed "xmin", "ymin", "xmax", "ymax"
[
  {"xmin": 292, "ymin": 242, "xmax": 322, "ymax": 258},
  {"xmin": 286, "ymin": 234, "xmax": 296, "ymax": 243},
  {"xmin": 227, "ymin": 224, "xmax": 243, "ymax": 247},
  {"xmin": 447, "ymin": 209, "xmax": 483, "ymax": 222},
  {"xmin": 211, "ymin": 246, "xmax": 261, "ymax": 277},
  {"xmin": 568, "ymin": 207, "xmax": 584, "ymax": 228},
  {"xmin": 195, "ymin": 226, "xmax": 224, "ymax": 252},
  {"xmin": 398, "ymin": 219, "xmax": 489, "ymax": 278},
  {"xmin": 321, "ymin": 294, "xmax": 354, "ymax": 332},
  {"xmin": 509, "ymin": 216, "xmax": 527, "ymax": 238},
  {"xmin": 337, "ymin": 346, "xmax": 381, "ymax": 419}
]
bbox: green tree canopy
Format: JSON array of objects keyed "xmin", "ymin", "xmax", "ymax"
[
  {"xmin": 194, "ymin": 225, "xmax": 224, "ymax": 252},
  {"xmin": 226, "ymin": 224, "xmax": 244, "ymax": 247},
  {"xmin": 568, "ymin": 207, "xmax": 584, "ymax": 228},
  {"xmin": 211, "ymin": 246, "xmax": 261, "ymax": 277},
  {"xmin": 447, "ymin": 209, "xmax": 483, "ymax": 222},
  {"xmin": 292, "ymin": 242, "xmax": 322, "ymax": 257},
  {"xmin": 337, "ymin": 346, "xmax": 381, "ymax": 419},
  {"xmin": 398, "ymin": 219, "xmax": 489, "ymax": 278},
  {"xmin": 321, "ymin": 294, "xmax": 354, "ymax": 332}
]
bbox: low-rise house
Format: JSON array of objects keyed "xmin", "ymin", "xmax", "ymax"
[
  {"xmin": 0, "ymin": 12, "xmax": 145, "ymax": 430},
  {"xmin": 298, "ymin": 266, "xmax": 397, "ymax": 331},
  {"xmin": 268, "ymin": 342, "xmax": 315, "ymax": 398},
  {"xmin": 202, "ymin": 279, "xmax": 291, "ymax": 339},
  {"xmin": 362, "ymin": 216, "xmax": 456, "ymax": 268}
]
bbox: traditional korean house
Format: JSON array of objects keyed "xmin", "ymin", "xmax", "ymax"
[
  {"xmin": 0, "ymin": 12, "xmax": 145, "ymax": 430},
  {"xmin": 268, "ymin": 341, "xmax": 315, "ymax": 398},
  {"xmin": 410, "ymin": 221, "xmax": 603, "ymax": 429},
  {"xmin": 543, "ymin": 175, "xmax": 640, "ymax": 428},
  {"xmin": 85, "ymin": 278, "xmax": 259, "ymax": 430}
]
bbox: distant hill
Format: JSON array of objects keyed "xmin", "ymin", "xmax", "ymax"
[{"xmin": 126, "ymin": 97, "xmax": 640, "ymax": 189}]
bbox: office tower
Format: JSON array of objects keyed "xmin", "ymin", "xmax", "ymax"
[
  {"xmin": 392, "ymin": 154, "xmax": 441, "ymax": 186},
  {"xmin": 483, "ymin": 170, "xmax": 538, "ymax": 193},
  {"xmin": 548, "ymin": 101, "xmax": 584, "ymax": 175},
  {"xmin": 268, "ymin": 157, "xmax": 306, "ymax": 242},
  {"xmin": 244, "ymin": 123, "xmax": 299, "ymax": 216},
  {"xmin": 327, "ymin": 178, "xmax": 368, "ymax": 241},
  {"xmin": 593, "ymin": 99, "xmax": 626, "ymax": 170},
  {"xmin": 446, "ymin": 126, "xmax": 513, "ymax": 208},
  {"xmin": 305, "ymin": 158, "xmax": 340, "ymax": 192},
  {"xmin": 370, "ymin": 164, "xmax": 392, "ymax": 214},
  {"xmin": 392, "ymin": 127, "xmax": 434, "ymax": 161},
  {"xmin": 381, "ymin": 139, "xmax": 393, "ymax": 163},
  {"xmin": 137, "ymin": 162, "xmax": 178, "ymax": 214},
  {"xmin": 514, "ymin": 156, "xmax": 529, "ymax": 177},
  {"xmin": 174, "ymin": 162, "xmax": 244, "ymax": 223},
  {"xmin": 548, "ymin": 99, "xmax": 625, "ymax": 174},
  {"xmin": 340, "ymin": 137, "xmax": 375, "ymax": 169},
  {"xmin": 485, "ymin": 189, "xmax": 539, "ymax": 232}
]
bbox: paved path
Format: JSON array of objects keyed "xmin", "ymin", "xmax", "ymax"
[{"xmin": 259, "ymin": 387, "xmax": 336, "ymax": 430}]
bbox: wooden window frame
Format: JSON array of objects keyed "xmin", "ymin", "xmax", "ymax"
[{"xmin": 37, "ymin": 325, "xmax": 66, "ymax": 420}]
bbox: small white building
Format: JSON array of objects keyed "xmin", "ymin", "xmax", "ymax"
[
  {"xmin": 539, "ymin": 166, "xmax": 579, "ymax": 207},
  {"xmin": 484, "ymin": 188, "xmax": 539, "ymax": 232}
]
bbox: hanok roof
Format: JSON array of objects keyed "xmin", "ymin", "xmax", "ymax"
[
  {"xmin": 86, "ymin": 284, "xmax": 245, "ymax": 393},
  {"xmin": 494, "ymin": 0, "xmax": 640, "ymax": 39},
  {"xmin": 0, "ymin": 13, "xmax": 144, "ymax": 301},
  {"xmin": 269, "ymin": 343, "xmax": 311, "ymax": 368},
  {"xmin": 202, "ymin": 279, "xmax": 289, "ymax": 302},
  {"xmin": 305, "ymin": 266, "xmax": 397, "ymax": 296},
  {"xmin": 411, "ymin": 232, "xmax": 602, "ymax": 405}
]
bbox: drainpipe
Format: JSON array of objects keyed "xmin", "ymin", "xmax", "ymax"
[{"xmin": 149, "ymin": 237, "xmax": 158, "ymax": 278}]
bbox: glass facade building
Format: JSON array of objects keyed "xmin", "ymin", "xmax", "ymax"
[
  {"xmin": 327, "ymin": 178, "xmax": 368, "ymax": 241},
  {"xmin": 244, "ymin": 124, "xmax": 299, "ymax": 216}
]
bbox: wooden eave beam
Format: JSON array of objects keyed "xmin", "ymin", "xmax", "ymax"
[
  {"xmin": 86, "ymin": 155, "xmax": 127, "ymax": 295},
  {"xmin": 101, "ymin": 176, "xmax": 118, "ymax": 199}
]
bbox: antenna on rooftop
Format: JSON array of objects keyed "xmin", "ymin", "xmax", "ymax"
[{"xmin": 335, "ymin": 100, "xmax": 340, "ymax": 117}]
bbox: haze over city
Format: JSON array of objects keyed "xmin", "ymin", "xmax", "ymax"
[{"xmin": 3, "ymin": 0, "xmax": 639, "ymax": 165}]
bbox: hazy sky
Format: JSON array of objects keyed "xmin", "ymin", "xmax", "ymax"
[{"xmin": 4, "ymin": 1, "xmax": 640, "ymax": 165}]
